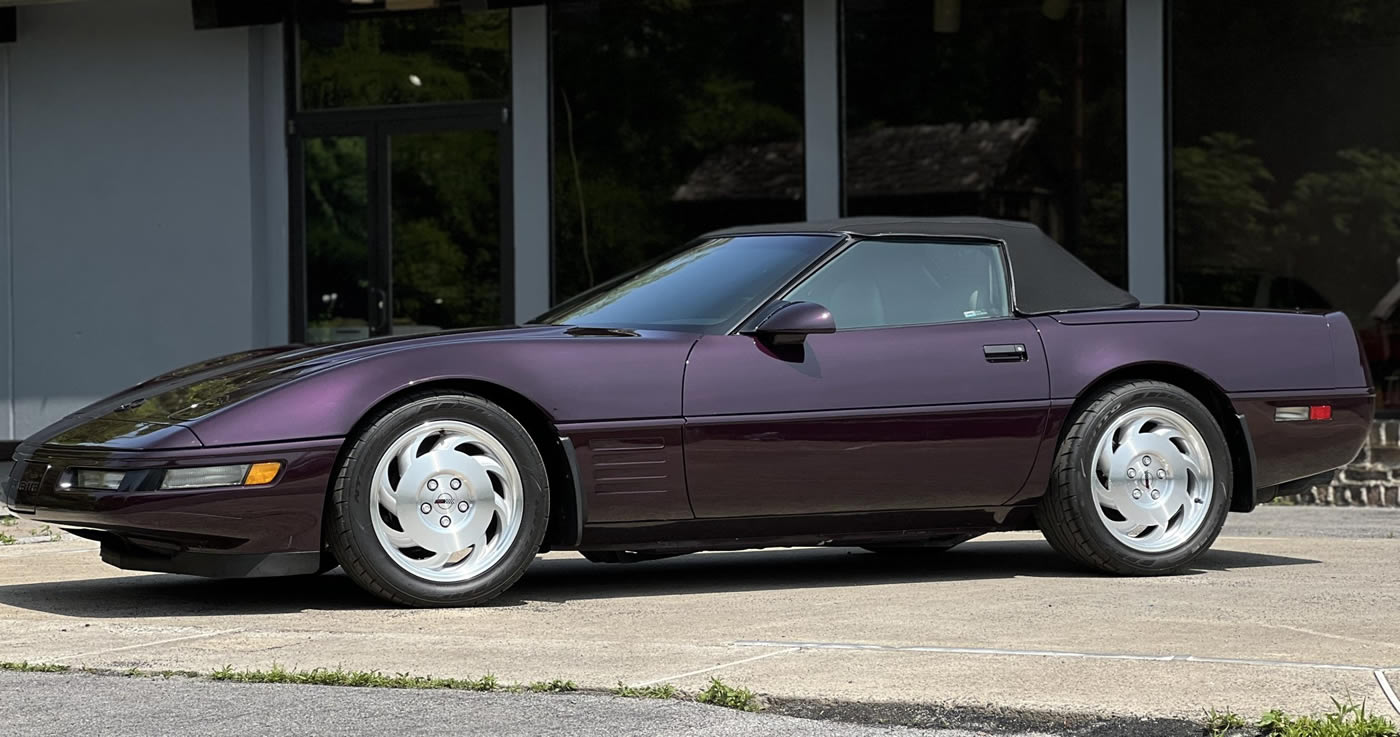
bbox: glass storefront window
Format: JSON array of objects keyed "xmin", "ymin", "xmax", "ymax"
[
  {"xmin": 550, "ymin": 0, "xmax": 806, "ymax": 303},
  {"xmin": 842, "ymin": 0, "xmax": 1127, "ymax": 287},
  {"xmin": 1171, "ymin": 1, "xmax": 1400, "ymax": 410},
  {"xmin": 299, "ymin": 3, "xmax": 509, "ymax": 110}
]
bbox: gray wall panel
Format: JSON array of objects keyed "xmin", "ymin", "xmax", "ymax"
[{"xmin": 6, "ymin": 0, "xmax": 284, "ymax": 437}]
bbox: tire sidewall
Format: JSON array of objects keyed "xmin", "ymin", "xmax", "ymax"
[
  {"xmin": 1066, "ymin": 384, "xmax": 1232, "ymax": 572},
  {"xmin": 331, "ymin": 394, "xmax": 549, "ymax": 606}
]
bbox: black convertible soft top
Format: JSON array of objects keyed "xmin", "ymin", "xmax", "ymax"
[{"xmin": 705, "ymin": 216, "xmax": 1139, "ymax": 316}]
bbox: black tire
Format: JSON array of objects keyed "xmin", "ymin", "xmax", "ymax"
[
  {"xmin": 1036, "ymin": 380, "xmax": 1232, "ymax": 575},
  {"xmin": 325, "ymin": 392, "xmax": 549, "ymax": 607},
  {"xmin": 861, "ymin": 534, "xmax": 977, "ymax": 555}
]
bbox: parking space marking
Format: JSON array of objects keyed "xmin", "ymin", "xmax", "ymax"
[
  {"xmin": 49, "ymin": 628, "xmax": 244, "ymax": 663},
  {"xmin": 1376, "ymin": 671, "xmax": 1400, "ymax": 716},
  {"xmin": 630, "ymin": 647, "xmax": 801, "ymax": 688},
  {"xmin": 734, "ymin": 640, "xmax": 1396, "ymax": 673}
]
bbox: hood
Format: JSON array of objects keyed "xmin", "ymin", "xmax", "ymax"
[{"xmin": 25, "ymin": 325, "xmax": 567, "ymax": 449}]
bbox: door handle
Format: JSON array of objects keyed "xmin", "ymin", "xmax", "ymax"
[{"xmin": 983, "ymin": 344, "xmax": 1028, "ymax": 363}]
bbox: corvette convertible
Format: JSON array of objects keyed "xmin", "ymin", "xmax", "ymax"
[{"xmin": 3, "ymin": 218, "xmax": 1373, "ymax": 607}]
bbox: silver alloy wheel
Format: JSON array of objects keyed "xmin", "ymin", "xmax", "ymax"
[
  {"xmin": 1090, "ymin": 406, "xmax": 1214, "ymax": 553},
  {"xmin": 369, "ymin": 420, "xmax": 524, "ymax": 583}
]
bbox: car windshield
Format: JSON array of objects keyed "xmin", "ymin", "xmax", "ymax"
[{"xmin": 534, "ymin": 234, "xmax": 842, "ymax": 333}]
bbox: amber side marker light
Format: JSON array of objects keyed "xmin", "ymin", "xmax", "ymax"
[{"xmin": 244, "ymin": 462, "xmax": 283, "ymax": 486}]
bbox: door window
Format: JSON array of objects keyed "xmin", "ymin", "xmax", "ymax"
[{"xmin": 783, "ymin": 240, "xmax": 1010, "ymax": 330}]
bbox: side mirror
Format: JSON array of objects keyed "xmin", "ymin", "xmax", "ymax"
[{"xmin": 751, "ymin": 301, "xmax": 836, "ymax": 345}]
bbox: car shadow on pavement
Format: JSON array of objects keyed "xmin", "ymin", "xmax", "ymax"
[
  {"xmin": 0, "ymin": 539, "xmax": 1316, "ymax": 618},
  {"xmin": 505, "ymin": 539, "xmax": 1317, "ymax": 604}
]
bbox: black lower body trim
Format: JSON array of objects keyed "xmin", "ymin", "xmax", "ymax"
[{"xmin": 100, "ymin": 542, "xmax": 320, "ymax": 578}]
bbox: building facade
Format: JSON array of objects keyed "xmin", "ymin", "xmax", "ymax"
[{"xmin": 2, "ymin": 0, "xmax": 1400, "ymax": 492}]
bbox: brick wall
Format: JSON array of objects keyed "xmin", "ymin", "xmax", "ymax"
[{"xmin": 1288, "ymin": 419, "xmax": 1400, "ymax": 506}]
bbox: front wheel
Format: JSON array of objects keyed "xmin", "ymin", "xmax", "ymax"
[
  {"xmin": 1036, "ymin": 380, "xmax": 1232, "ymax": 575},
  {"xmin": 325, "ymin": 393, "xmax": 549, "ymax": 607}
]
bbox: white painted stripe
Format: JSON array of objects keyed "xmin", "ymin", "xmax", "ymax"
[
  {"xmin": 1376, "ymin": 671, "xmax": 1400, "ymax": 717},
  {"xmin": 734, "ymin": 640, "xmax": 1394, "ymax": 673},
  {"xmin": 631, "ymin": 647, "xmax": 800, "ymax": 688},
  {"xmin": 49, "ymin": 628, "xmax": 243, "ymax": 663}
]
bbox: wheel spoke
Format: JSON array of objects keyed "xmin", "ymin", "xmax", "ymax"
[
  {"xmin": 396, "ymin": 430, "xmax": 439, "ymax": 478},
  {"xmin": 383, "ymin": 526, "xmax": 417, "ymax": 549},
  {"xmin": 376, "ymin": 472, "xmax": 399, "ymax": 511}
]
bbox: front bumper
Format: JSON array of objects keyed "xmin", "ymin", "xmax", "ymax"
[{"xmin": 3, "ymin": 438, "xmax": 342, "ymax": 578}]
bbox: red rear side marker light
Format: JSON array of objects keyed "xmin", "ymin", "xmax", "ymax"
[{"xmin": 1275, "ymin": 405, "xmax": 1333, "ymax": 422}]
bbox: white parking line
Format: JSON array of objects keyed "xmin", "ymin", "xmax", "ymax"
[
  {"xmin": 733, "ymin": 640, "xmax": 1396, "ymax": 673},
  {"xmin": 630, "ymin": 647, "xmax": 801, "ymax": 688},
  {"xmin": 49, "ymin": 628, "xmax": 244, "ymax": 663},
  {"xmin": 1376, "ymin": 670, "xmax": 1400, "ymax": 716}
]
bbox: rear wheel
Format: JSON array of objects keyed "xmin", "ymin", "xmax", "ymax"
[
  {"xmin": 325, "ymin": 392, "xmax": 549, "ymax": 607},
  {"xmin": 1036, "ymin": 380, "xmax": 1231, "ymax": 575}
]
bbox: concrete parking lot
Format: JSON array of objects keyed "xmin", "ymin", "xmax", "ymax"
[{"xmin": 0, "ymin": 507, "xmax": 1397, "ymax": 724}]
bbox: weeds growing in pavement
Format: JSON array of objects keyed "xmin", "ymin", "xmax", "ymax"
[
  {"xmin": 613, "ymin": 682, "xmax": 679, "ymax": 699},
  {"xmin": 209, "ymin": 665, "xmax": 500, "ymax": 692},
  {"xmin": 696, "ymin": 677, "xmax": 761, "ymax": 712},
  {"xmin": 1253, "ymin": 700, "xmax": 1397, "ymax": 737},
  {"xmin": 1206, "ymin": 708, "xmax": 1249, "ymax": 736},
  {"xmin": 527, "ymin": 679, "xmax": 577, "ymax": 693},
  {"xmin": 0, "ymin": 661, "xmax": 70, "ymax": 673}
]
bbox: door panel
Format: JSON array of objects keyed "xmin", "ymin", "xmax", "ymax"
[{"xmin": 682, "ymin": 319, "xmax": 1050, "ymax": 517}]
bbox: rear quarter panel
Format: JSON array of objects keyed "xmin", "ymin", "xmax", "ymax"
[{"xmin": 1031, "ymin": 308, "xmax": 1373, "ymax": 492}]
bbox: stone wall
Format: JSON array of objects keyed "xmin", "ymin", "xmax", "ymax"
[{"xmin": 1288, "ymin": 419, "xmax": 1400, "ymax": 506}]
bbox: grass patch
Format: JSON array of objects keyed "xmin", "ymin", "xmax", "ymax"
[
  {"xmin": 1203, "ymin": 701, "xmax": 1397, "ymax": 737},
  {"xmin": 0, "ymin": 661, "xmax": 70, "ymax": 673},
  {"xmin": 527, "ymin": 679, "xmax": 577, "ymax": 693},
  {"xmin": 613, "ymin": 682, "xmax": 679, "ymax": 700},
  {"xmin": 1206, "ymin": 708, "xmax": 1249, "ymax": 735},
  {"xmin": 210, "ymin": 665, "xmax": 500, "ymax": 692},
  {"xmin": 1255, "ymin": 700, "xmax": 1397, "ymax": 737},
  {"xmin": 0, "ymin": 533, "xmax": 14, "ymax": 545},
  {"xmin": 1, "ymin": 516, "xmax": 17, "ymax": 527},
  {"xmin": 696, "ymin": 677, "xmax": 761, "ymax": 712}
]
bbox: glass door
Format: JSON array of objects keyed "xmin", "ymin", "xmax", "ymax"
[
  {"xmin": 387, "ymin": 129, "xmax": 504, "ymax": 336},
  {"xmin": 301, "ymin": 135, "xmax": 375, "ymax": 344},
  {"xmin": 293, "ymin": 107, "xmax": 510, "ymax": 344}
]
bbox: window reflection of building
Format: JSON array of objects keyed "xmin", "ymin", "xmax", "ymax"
[{"xmin": 1171, "ymin": 0, "xmax": 1400, "ymax": 411}]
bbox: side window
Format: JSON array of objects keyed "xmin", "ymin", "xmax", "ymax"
[{"xmin": 783, "ymin": 240, "xmax": 1010, "ymax": 330}]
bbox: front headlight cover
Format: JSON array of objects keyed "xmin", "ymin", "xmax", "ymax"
[
  {"xmin": 70, "ymin": 469, "xmax": 126, "ymax": 490},
  {"xmin": 157, "ymin": 462, "xmax": 283, "ymax": 490}
]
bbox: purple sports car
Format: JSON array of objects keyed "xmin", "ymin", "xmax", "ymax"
[{"xmin": 3, "ymin": 218, "xmax": 1373, "ymax": 607}]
